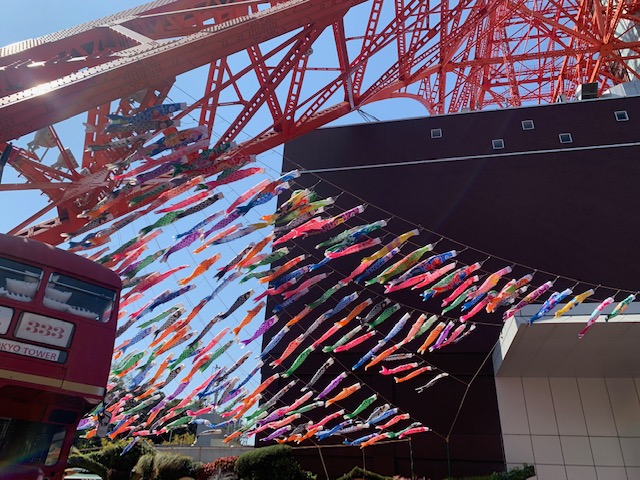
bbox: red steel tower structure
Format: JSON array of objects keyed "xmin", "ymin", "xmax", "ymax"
[{"xmin": 1, "ymin": 0, "xmax": 639, "ymax": 243}]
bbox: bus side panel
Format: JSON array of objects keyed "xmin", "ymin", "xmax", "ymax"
[{"xmin": 63, "ymin": 322, "xmax": 116, "ymax": 401}]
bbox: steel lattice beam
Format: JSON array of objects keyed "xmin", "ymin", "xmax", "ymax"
[{"xmin": 1, "ymin": 0, "xmax": 640, "ymax": 244}]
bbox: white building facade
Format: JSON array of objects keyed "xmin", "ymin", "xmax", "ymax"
[{"xmin": 493, "ymin": 304, "xmax": 640, "ymax": 480}]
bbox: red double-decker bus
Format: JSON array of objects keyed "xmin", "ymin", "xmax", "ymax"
[{"xmin": 0, "ymin": 233, "xmax": 121, "ymax": 480}]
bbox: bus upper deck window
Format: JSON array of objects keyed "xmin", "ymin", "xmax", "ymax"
[
  {"xmin": 0, "ymin": 257, "xmax": 43, "ymax": 303},
  {"xmin": 46, "ymin": 274, "xmax": 116, "ymax": 323}
]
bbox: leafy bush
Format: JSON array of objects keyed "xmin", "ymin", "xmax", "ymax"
[
  {"xmin": 161, "ymin": 432, "xmax": 196, "ymax": 445},
  {"xmin": 502, "ymin": 465, "xmax": 535, "ymax": 480},
  {"xmin": 154, "ymin": 452, "xmax": 200, "ymax": 479},
  {"xmin": 197, "ymin": 467, "xmax": 237, "ymax": 480},
  {"xmin": 336, "ymin": 466, "xmax": 392, "ymax": 480},
  {"xmin": 133, "ymin": 452, "xmax": 201, "ymax": 480},
  {"xmin": 198, "ymin": 456, "xmax": 238, "ymax": 480},
  {"xmin": 198, "ymin": 462, "xmax": 217, "ymax": 480},
  {"xmin": 213, "ymin": 456, "xmax": 238, "ymax": 472},
  {"xmin": 335, "ymin": 463, "xmax": 535, "ymax": 480},
  {"xmin": 133, "ymin": 454, "xmax": 156, "ymax": 479},
  {"xmin": 234, "ymin": 445, "xmax": 315, "ymax": 480},
  {"xmin": 445, "ymin": 464, "xmax": 535, "ymax": 480},
  {"xmin": 69, "ymin": 439, "xmax": 156, "ymax": 480}
]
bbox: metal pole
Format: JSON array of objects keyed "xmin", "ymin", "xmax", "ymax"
[
  {"xmin": 409, "ymin": 438, "xmax": 415, "ymax": 479},
  {"xmin": 0, "ymin": 144, "xmax": 12, "ymax": 184}
]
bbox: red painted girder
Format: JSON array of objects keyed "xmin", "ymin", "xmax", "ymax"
[
  {"xmin": 196, "ymin": 28, "xmax": 308, "ymax": 133},
  {"xmin": 588, "ymin": 0, "xmax": 627, "ymax": 82},
  {"xmin": 7, "ymin": 83, "xmax": 176, "ymax": 232},
  {"xmin": 236, "ymin": 102, "xmax": 352, "ymax": 157},
  {"xmin": 447, "ymin": 10, "xmax": 483, "ymax": 113},
  {"xmin": 447, "ymin": 41, "xmax": 640, "ymax": 69},
  {"xmin": 80, "ymin": 81, "xmax": 175, "ymax": 171},
  {"xmin": 11, "ymin": 204, "xmax": 60, "ymax": 240},
  {"xmin": 395, "ymin": 0, "xmax": 408, "ymax": 80},
  {"xmin": 8, "ymin": 148, "xmax": 74, "ymax": 185},
  {"xmin": 498, "ymin": 12, "xmax": 522, "ymax": 106},
  {"xmin": 0, "ymin": 182, "xmax": 75, "ymax": 192},
  {"xmin": 351, "ymin": 0, "xmax": 384, "ymax": 96},
  {"xmin": 367, "ymin": 1, "xmax": 634, "ymax": 112},
  {"xmin": 0, "ymin": 1, "xmax": 226, "ymax": 93},
  {"xmin": 0, "ymin": 29, "xmax": 130, "ymax": 95},
  {"xmin": 82, "ymin": 103, "xmax": 117, "ymax": 171},
  {"xmin": 7, "ymin": 0, "xmax": 640, "ymax": 245},
  {"xmin": 281, "ymin": 37, "xmax": 312, "ymax": 134},
  {"xmin": 405, "ymin": 0, "xmax": 431, "ymax": 74},
  {"xmin": 7, "ymin": 81, "xmax": 180, "ymax": 243},
  {"xmin": 510, "ymin": 1, "xmax": 600, "ymax": 45},
  {"xmin": 333, "ymin": 20, "xmax": 354, "ymax": 109},
  {"xmin": 123, "ymin": 0, "xmax": 286, "ymax": 39},
  {"xmin": 247, "ymin": 44, "xmax": 285, "ymax": 123},
  {"xmin": 0, "ymin": 0, "xmax": 365, "ymax": 144},
  {"xmin": 221, "ymin": 0, "xmax": 485, "ymax": 152},
  {"xmin": 4, "ymin": 149, "xmax": 75, "ymax": 229},
  {"xmin": 0, "ymin": 0, "xmax": 276, "ymax": 77},
  {"xmin": 199, "ymin": 58, "xmax": 227, "ymax": 132},
  {"xmin": 10, "ymin": 160, "xmax": 208, "ymax": 242},
  {"xmin": 292, "ymin": 0, "xmax": 429, "ymax": 127},
  {"xmin": 216, "ymin": 21, "xmax": 333, "ymax": 147},
  {"xmin": 388, "ymin": 91, "xmax": 431, "ymax": 109},
  {"xmin": 362, "ymin": 0, "xmax": 481, "ymax": 113},
  {"xmin": 195, "ymin": 7, "xmax": 333, "ymax": 126}
]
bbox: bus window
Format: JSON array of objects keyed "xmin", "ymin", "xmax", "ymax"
[
  {"xmin": 0, "ymin": 306, "xmax": 12, "ymax": 334},
  {"xmin": 0, "ymin": 257, "xmax": 42, "ymax": 303},
  {"xmin": 45, "ymin": 430, "xmax": 65, "ymax": 466},
  {"xmin": 45, "ymin": 274, "xmax": 116, "ymax": 323},
  {"xmin": 0, "ymin": 418, "xmax": 66, "ymax": 466}
]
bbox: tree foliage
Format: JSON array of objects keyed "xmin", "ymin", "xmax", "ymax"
[
  {"xmin": 133, "ymin": 452, "xmax": 200, "ymax": 480},
  {"xmin": 68, "ymin": 439, "xmax": 155, "ymax": 480},
  {"xmin": 337, "ymin": 467, "xmax": 392, "ymax": 480},
  {"xmin": 234, "ymin": 445, "xmax": 315, "ymax": 480},
  {"xmin": 197, "ymin": 456, "xmax": 238, "ymax": 480},
  {"xmin": 445, "ymin": 465, "xmax": 536, "ymax": 480},
  {"xmin": 336, "ymin": 466, "xmax": 392, "ymax": 480}
]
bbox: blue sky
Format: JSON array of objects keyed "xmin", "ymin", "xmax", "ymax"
[{"xmin": 3, "ymin": 2, "xmax": 148, "ymax": 42}]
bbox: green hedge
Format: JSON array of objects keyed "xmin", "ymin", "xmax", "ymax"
[
  {"xmin": 335, "ymin": 463, "xmax": 535, "ymax": 480},
  {"xmin": 133, "ymin": 452, "xmax": 201, "ymax": 480},
  {"xmin": 335, "ymin": 466, "xmax": 392, "ymax": 480},
  {"xmin": 68, "ymin": 439, "xmax": 156, "ymax": 480},
  {"xmin": 446, "ymin": 464, "xmax": 535, "ymax": 480},
  {"xmin": 234, "ymin": 445, "xmax": 316, "ymax": 480}
]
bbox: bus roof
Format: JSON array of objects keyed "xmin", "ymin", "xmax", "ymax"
[{"xmin": 0, "ymin": 234, "xmax": 121, "ymax": 289}]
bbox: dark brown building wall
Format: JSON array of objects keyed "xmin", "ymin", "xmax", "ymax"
[{"xmin": 260, "ymin": 95, "xmax": 640, "ymax": 479}]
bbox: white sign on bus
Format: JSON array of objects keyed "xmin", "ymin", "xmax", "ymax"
[{"xmin": 0, "ymin": 338, "xmax": 62, "ymax": 362}]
